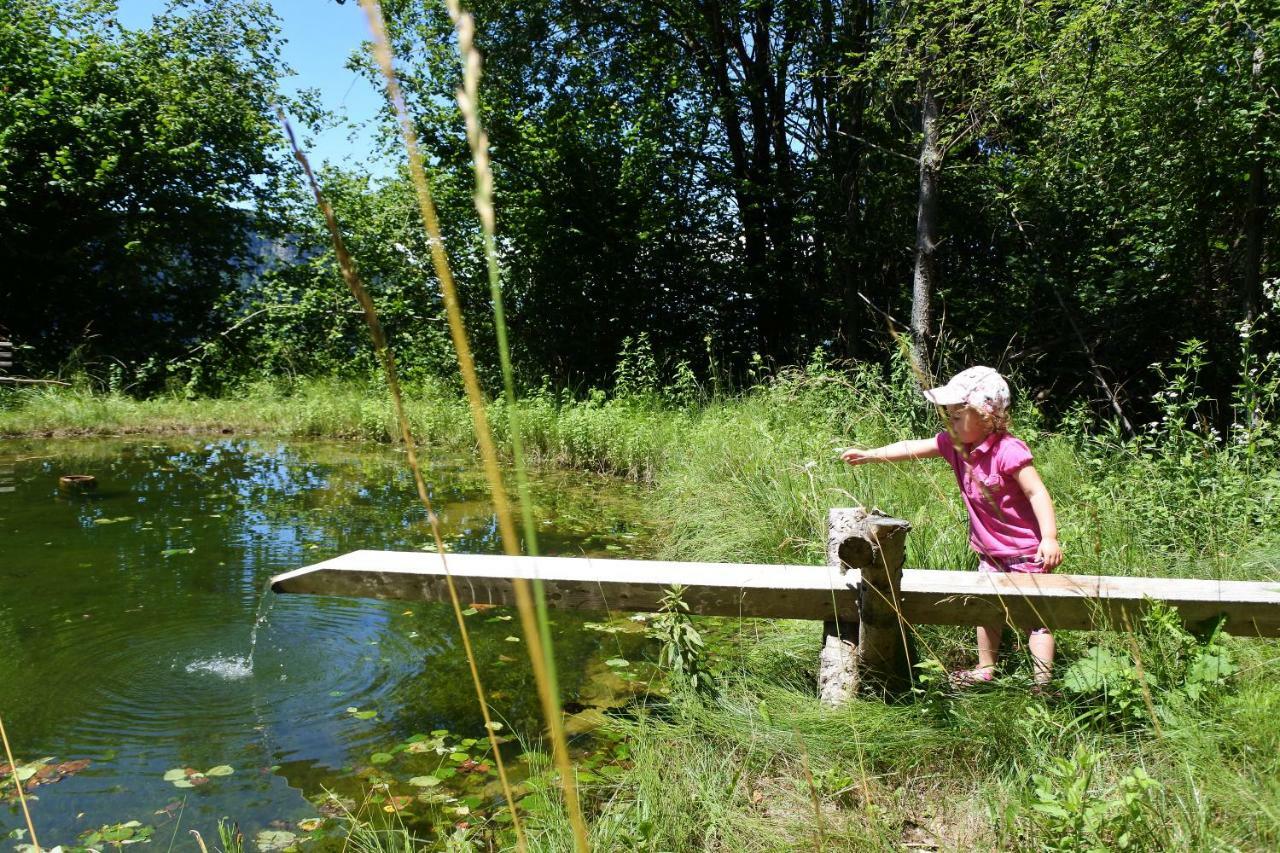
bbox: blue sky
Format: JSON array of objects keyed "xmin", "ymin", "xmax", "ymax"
[{"xmin": 117, "ymin": 0, "xmax": 393, "ymax": 175}]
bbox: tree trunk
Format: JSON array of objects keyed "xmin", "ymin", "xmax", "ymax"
[
  {"xmin": 819, "ymin": 508, "xmax": 913, "ymax": 704},
  {"xmin": 911, "ymin": 85, "xmax": 940, "ymax": 375}
]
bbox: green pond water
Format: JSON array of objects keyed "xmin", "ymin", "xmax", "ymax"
[{"xmin": 0, "ymin": 437, "xmax": 660, "ymax": 847}]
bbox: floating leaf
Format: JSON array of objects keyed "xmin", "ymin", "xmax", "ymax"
[
  {"xmin": 205, "ymin": 765, "xmax": 234, "ymax": 777},
  {"xmin": 93, "ymin": 516, "xmax": 133, "ymax": 525},
  {"xmin": 255, "ymin": 829, "xmax": 297, "ymax": 851},
  {"xmin": 172, "ymin": 779, "xmax": 195, "ymax": 788},
  {"xmin": 354, "ymin": 710, "xmax": 377, "ymax": 720},
  {"xmin": 370, "ymin": 752, "xmax": 394, "ymax": 765},
  {"xmin": 298, "ymin": 818, "xmax": 322, "ymax": 831},
  {"xmin": 409, "ymin": 775, "xmax": 442, "ymax": 787},
  {"xmin": 384, "ymin": 795, "xmax": 414, "ymax": 812},
  {"xmin": 462, "ymin": 607, "xmax": 478, "ymax": 616},
  {"xmin": 15, "ymin": 760, "xmax": 47, "ymax": 782},
  {"xmin": 485, "ymin": 721, "xmax": 504, "ymax": 731},
  {"xmin": 408, "ymin": 736, "xmax": 448, "ymax": 755},
  {"xmin": 606, "ymin": 658, "xmax": 630, "ymax": 668},
  {"xmin": 161, "ymin": 548, "xmax": 195, "ymax": 557},
  {"xmin": 504, "ymin": 636, "xmax": 521, "ymax": 643},
  {"xmin": 162, "ymin": 768, "xmax": 187, "ymax": 782}
]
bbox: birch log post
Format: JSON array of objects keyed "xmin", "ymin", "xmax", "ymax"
[{"xmin": 819, "ymin": 508, "xmax": 913, "ymax": 703}]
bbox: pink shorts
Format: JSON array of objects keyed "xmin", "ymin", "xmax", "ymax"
[
  {"xmin": 978, "ymin": 554, "xmax": 1048, "ymax": 574},
  {"xmin": 978, "ymin": 554, "xmax": 1051, "ymax": 633}
]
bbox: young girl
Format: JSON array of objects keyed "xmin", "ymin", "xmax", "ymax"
[{"xmin": 840, "ymin": 366, "xmax": 1062, "ymax": 687}]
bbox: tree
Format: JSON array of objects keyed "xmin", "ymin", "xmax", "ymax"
[{"xmin": 0, "ymin": 0, "xmax": 302, "ymax": 376}]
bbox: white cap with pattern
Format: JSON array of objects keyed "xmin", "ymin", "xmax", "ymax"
[{"xmin": 923, "ymin": 366, "xmax": 1010, "ymax": 416}]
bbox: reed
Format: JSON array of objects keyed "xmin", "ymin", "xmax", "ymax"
[
  {"xmin": 278, "ymin": 112, "xmax": 527, "ymax": 849},
  {"xmin": 444, "ymin": 0, "xmax": 563, "ymax": 781},
  {"xmin": 0, "ymin": 712, "xmax": 40, "ymax": 852},
  {"xmin": 356, "ymin": 2, "xmax": 586, "ymax": 847}
]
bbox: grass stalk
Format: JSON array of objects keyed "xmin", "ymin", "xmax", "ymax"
[
  {"xmin": 278, "ymin": 112, "xmax": 528, "ymax": 850},
  {"xmin": 356, "ymin": 2, "xmax": 588, "ymax": 848},
  {"xmin": 445, "ymin": 0, "xmax": 561, "ymax": 715},
  {"xmin": 0, "ymin": 711, "xmax": 40, "ymax": 852}
]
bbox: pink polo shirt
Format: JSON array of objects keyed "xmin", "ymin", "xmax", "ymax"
[{"xmin": 935, "ymin": 431, "xmax": 1041, "ymax": 559}]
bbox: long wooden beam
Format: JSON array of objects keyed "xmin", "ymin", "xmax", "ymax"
[{"xmin": 270, "ymin": 550, "xmax": 1280, "ymax": 637}]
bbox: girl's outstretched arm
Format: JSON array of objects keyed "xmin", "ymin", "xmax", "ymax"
[
  {"xmin": 841, "ymin": 438, "xmax": 940, "ymax": 465},
  {"xmin": 1014, "ymin": 464, "xmax": 1063, "ymax": 569}
]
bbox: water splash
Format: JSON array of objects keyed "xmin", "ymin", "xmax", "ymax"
[
  {"xmin": 246, "ymin": 581, "xmax": 277, "ymax": 673},
  {"xmin": 185, "ymin": 656, "xmax": 253, "ymax": 679}
]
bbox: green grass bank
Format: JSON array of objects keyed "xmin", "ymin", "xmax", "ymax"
[{"xmin": 4, "ymin": 363, "xmax": 1279, "ymax": 850}]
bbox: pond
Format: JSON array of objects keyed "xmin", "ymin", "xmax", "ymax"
[{"xmin": 0, "ymin": 438, "xmax": 660, "ymax": 847}]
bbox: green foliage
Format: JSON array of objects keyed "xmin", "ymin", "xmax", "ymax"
[
  {"xmin": 216, "ymin": 819, "xmax": 244, "ymax": 853},
  {"xmin": 0, "ymin": 0, "xmax": 308, "ymax": 375},
  {"xmin": 1061, "ymin": 605, "xmax": 1237, "ymax": 728},
  {"xmin": 649, "ymin": 584, "xmax": 711, "ymax": 695},
  {"xmin": 614, "ymin": 333, "xmax": 659, "ymax": 399},
  {"xmin": 1028, "ymin": 746, "xmax": 1163, "ymax": 852},
  {"xmin": 1060, "ymin": 646, "xmax": 1155, "ymax": 726}
]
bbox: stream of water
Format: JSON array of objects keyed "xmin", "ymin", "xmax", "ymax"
[{"xmin": 0, "ymin": 437, "xmax": 658, "ymax": 846}]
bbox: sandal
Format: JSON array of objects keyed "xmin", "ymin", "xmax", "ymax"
[{"xmin": 949, "ymin": 667, "xmax": 995, "ymax": 689}]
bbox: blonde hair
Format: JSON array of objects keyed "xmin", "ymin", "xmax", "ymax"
[
  {"xmin": 977, "ymin": 404, "xmax": 1010, "ymax": 433},
  {"xmin": 954, "ymin": 403, "xmax": 1009, "ymax": 434}
]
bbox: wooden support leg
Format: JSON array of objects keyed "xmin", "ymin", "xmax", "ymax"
[
  {"xmin": 819, "ymin": 508, "xmax": 913, "ymax": 703},
  {"xmin": 818, "ymin": 619, "xmax": 858, "ymax": 705}
]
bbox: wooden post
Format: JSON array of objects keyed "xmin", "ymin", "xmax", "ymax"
[{"xmin": 819, "ymin": 508, "xmax": 913, "ymax": 703}]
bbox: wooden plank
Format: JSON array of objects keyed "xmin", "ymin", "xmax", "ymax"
[
  {"xmin": 271, "ymin": 551, "xmax": 857, "ymax": 621},
  {"xmin": 270, "ymin": 551, "xmax": 1280, "ymax": 636},
  {"xmin": 899, "ymin": 570, "xmax": 1280, "ymax": 636}
]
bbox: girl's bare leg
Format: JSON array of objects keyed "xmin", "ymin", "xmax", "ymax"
[
  {"xmin": 976, "ymin": 623, "xmax": 1002, "ymax": 672},
  {"xmin": 1029, "ymin": 631, "xmax": 1055, "ymax": 684}
]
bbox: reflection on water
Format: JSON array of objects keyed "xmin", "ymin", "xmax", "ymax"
[{"xmin": 0, "ymin": 438, "xmax": 657, "ymax": 843}]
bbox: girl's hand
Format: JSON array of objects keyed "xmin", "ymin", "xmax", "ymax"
[
  {"xmin": 1037, "ymin": 537, "xmax": 1063, "ymax": 570},
  {"xmin": 840, "ymin": 447, "xmax": 877, "ymax": 465}
]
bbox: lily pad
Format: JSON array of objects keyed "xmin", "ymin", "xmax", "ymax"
[
  {"xmin": 205, "ymin": 765, "xmax": 234, "ymax": 776},
  {"xmin": 409, "ymin": 775, "xmax": 442, "ymax": 787},
  {"xmin": 383, "ymin": 795, "xmax": 414, "ymax": 812},
  {"xmin": 80, "ymin": 820, "xmax": 153, "ymax": 848},
  {"xmin": 370, "ymin": 752, "xmax": 394, "ymax": 765},
  {"xmin": 255, "ymin": 829, "xmax": 297, "ymax": 851},
  {"xmin": 162, "ymin": 768, "xmax": 187, "ymax": 782}
]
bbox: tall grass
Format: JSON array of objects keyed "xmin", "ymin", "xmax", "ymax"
[{"xmin": 5, "ymin": 351, "xmax": 1280, "ymax": 848}]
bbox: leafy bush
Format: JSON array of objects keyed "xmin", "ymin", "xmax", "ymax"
[
  {"xmin": 1061, "ymin": 604, "xmax": 1236, "ymax": 728},
  {"xmin": 1028, "ymin": 746, "xmax": 1163, "ymax": 852}
]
